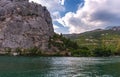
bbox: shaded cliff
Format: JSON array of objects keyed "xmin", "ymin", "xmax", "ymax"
[{"xmin": 0, "ymin": 0, "xmax": 54, "ymax": 52}]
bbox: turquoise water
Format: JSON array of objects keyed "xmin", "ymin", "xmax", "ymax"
[{"xmin": 0, "ymin": 56, "xmax": 119, "ymax": 77}]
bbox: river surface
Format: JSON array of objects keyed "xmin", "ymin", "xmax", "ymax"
[{"xmin": 0, "ymin": 56, "xmax": 119, "ymax": 77}]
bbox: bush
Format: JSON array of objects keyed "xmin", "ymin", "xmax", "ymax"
[
  {"xmin": 5, "ymin": 48, "xmax": 11, "ymax": 55},
  {"xmin": 26, "ymin": 47, "xmax": 42, "ymax": 56},
  {"xmin": 71, "ymin": 48, "xmax": 91, "ymax": 57},
  {"xmin": 16, "ymin": 48, "xmax": 22, "ymax": 55},
  {"xmin": 93, "ymin": 48, "xmax": 113, "ymax": 57},
  {"xmin": 49, "ymin": 33, "xmax": 79, "ymax": 51}
]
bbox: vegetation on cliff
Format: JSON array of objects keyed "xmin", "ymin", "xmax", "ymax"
[{"xmin": 3, "ymin": 30, "xmax": 120, "ymax": 57}]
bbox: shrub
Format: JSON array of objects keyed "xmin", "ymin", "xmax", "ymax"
[
  {"xmin": 26, "ymin": 47, "xmax": 42, "ymax": 56},
  {"xmin": 71, "ymin": 48, "xmax": 91, "ymax": 57},
  {"xmin": 93, "ymin": 48, "xmax": 113, "ymax": 57}
]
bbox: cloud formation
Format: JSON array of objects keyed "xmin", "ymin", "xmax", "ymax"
[
  {"xmin": 57, "ymin": 0, "xmax": 120, "ymax": 33},
  {"xmin": 29, "ymin": 0, "xmax": 65, "ymax": 33},
  {"xmin": 29, "ymin": 0, "xmax": 65, "ymax": 12}
]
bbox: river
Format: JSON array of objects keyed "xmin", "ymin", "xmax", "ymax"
[{"xmin": 0, "ymin": 56, "xmax": 119, "ymax": 77}]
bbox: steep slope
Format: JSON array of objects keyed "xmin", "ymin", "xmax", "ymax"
[{"xmin": 0, "ymin": 0, "xmax": 54, "ymax": 52}]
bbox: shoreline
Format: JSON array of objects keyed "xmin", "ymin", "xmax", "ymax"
[{"xmin": 0, "ymin": 53, "xmax": 119, "ymax": 57}]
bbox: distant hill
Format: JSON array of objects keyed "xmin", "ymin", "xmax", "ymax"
[
  {"xmin": 105, "ymin": 26, "xmax": 120, "ymax": 31},
  {"xmin": 64, "ymin": 26, "xmax": 120, "ymax": 39},
  {"xmin": 63, "ymin": 29, "xmax": 104, "ymax": 39},
  {"xmin": 62, "ymin": 26, "xmax": 120, "ymax": 56},
  {"xmin": 77, "ymin": 29, "xmax": 120, "ymax": 39},
  {"xmin": 63, "ymin": 27, "xmax": 120, "ymax": 52},
  {"xmin": 63, "ymin": 34, "xmax": 80, "ymax": 39}
]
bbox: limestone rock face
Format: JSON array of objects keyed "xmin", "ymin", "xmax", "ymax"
[{"xmin": 0, "ymin": 0, "xmax": 54, "ymax": 51}]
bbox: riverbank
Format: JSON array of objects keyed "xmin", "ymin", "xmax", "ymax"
[{"xmin": 0, "ymin": 51, "xmax": 119, "ymax": 57}]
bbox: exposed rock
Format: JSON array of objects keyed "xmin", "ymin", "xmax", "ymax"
[{"xmin": 0, "ymin": 0, "xmax": 54, "ymax": 51}]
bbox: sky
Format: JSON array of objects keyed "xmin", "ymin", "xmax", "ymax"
[{"xmin": 29, "ymin": 0, "xmax": 120, "ymax": 34}]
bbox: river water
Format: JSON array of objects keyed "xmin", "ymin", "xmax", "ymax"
[{"xmin": 0, "ymin": 56, "xmax": 119, "ymax": 77}]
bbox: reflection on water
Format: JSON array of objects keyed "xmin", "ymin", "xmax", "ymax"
[{"xmin": 0, "ymin": 56, "xmax": 119, "ymax": 77}]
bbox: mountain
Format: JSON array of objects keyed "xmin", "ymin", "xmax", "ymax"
[
  {"xmin": 64, "ymin": 27, "xmax": 120, "ymax": 39},
  {"xmin": 63, "ymin": 28, "xmax": 120, "ymax": 56},
  {"xmin": 64, "ymin": 27, "xmax": 120, "ymax": 51},
  {"xmin": 0, "ymin": 0, "xmax": 54, "ymax": 53},
  {"xmin": 105, "ymin": 26, "xmax": 120, "ymax": 31},
  {"xmin": 63, "ymin": 34, "xmax": 80, "ymax": 39}
]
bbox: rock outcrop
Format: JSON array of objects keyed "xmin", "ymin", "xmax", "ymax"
[{"xmin": 0, "ymin": 0, "xmax": 54, "ymax": 51}]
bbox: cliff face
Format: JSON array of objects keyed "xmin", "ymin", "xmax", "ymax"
[{"xmin": 0, "ymin": 0, "xmax": 54, "ymax": 51}]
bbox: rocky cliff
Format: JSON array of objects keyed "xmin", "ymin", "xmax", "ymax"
[{"xmin": 0, "ymin": 0, "xmax": 54, "ymax": 52}]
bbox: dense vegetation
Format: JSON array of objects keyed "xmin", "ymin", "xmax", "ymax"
[
  {"xmin": 48, "ymin": 33, "xmax": 79, "ymax": 56},
  {"xmin": 19, "ymin": 28, "xmax": 120, "ymax": 57},
  {"xmin": 64, "ymin": 29, "xmax": 120, "ymax": 57},
  {"xmin": 3, "ymin": 33, "xmax": 79, "ymax": 56}
]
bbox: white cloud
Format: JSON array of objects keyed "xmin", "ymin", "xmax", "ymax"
[
  {"xmin": 29, "ymin": 0, "xmax": 65, "ymax": 12},
  {"xmin": 57, "ymin": 0, "xmax": 120, "ymax": 33},
  {"xmin": 60, "ymin": 0, "xmax": 65, "ymax": 5},
  {"xmin": 52, "ymin": 11, "xmax": 61, "ymax": 21},
  {"xmin": 53, "ymin": 24, "xmax": 59, "ymax": 29},
  {"xmin": 53, "ymin": 24, "xmax": 61, "ymax": 33},
  {"xmin": 29, "ymin": 0, "xmax": 66, "ymax": 34},
  {"xmin": 29, "ymin": 0, "xmax": 65, "ymax": 20}
]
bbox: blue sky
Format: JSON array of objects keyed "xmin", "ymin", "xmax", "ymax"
[{"xmin": 29, "ymin": 0, "xmax": 120, "ymax": 34}]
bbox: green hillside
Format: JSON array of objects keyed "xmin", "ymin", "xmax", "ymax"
[{"xmin": 64, "ymin": 29, "xmax": 120, "ymax": 57}]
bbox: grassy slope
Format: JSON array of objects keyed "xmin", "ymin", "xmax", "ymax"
[{"xmin": 65, "ymin": 29, "xmax": 120, "ymax": 51}]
